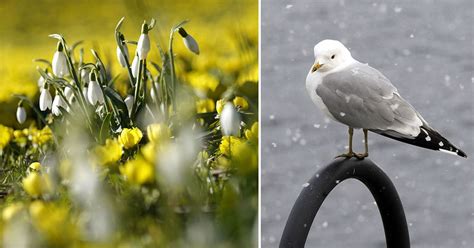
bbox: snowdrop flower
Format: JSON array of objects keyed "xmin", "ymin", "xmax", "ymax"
[
  {"xmin": 116, "ymin": 34, "xmax": 129, "ymax": 67},
  {"xmin": 52, "ymin": 93, "xmax": 66, "ymax": 116},
  {"xmin": 39, "ymin": 88, "xmax": 52, "ymax": 111},
  {"xmin": 64, "ymin": 85, "xmax": 74, "ymax": 102},
  {"xmin": 136, "ymin": 23, "xmax": 150, "ymax": 60},
  {"xmin": 52, "ymin": 42, "xmax": 69, "ymax": 77},
  {"xmin": 81, "ymin": 69, "xmax": 90, "ymax": 85},
  {"xmin": 220, "ymin": 102, "xmax": 241, "ymax": 136},
  {"xmin": 178, "ymin": 28, "xmax": 200, "ymax": 55},
  {"xmin": 124, "ymin": 95, "xmax": 134, "ymax": 116},
  {"xmin": 37, "ymin": 75, "xmax": 45, "ymax": 88},
  {"xmin": 16, "ymin": 104, "xmax": 26, "ymax": 124},
  {"xmin": 131, "ymin": 53, "xmax": 139, "ymax": 78},
  {"xmin": 87, "ymin": 72, "xmax": 104, "ymax": 105}
]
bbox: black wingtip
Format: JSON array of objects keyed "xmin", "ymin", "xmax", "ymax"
[{"xmin": 374, "ymin": 126, "xmax": 467, "ymax": 158}]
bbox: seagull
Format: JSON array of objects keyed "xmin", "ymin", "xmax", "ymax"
[{"xmin": 306, "ymin": 39, "xmax": 467, "ymax": 159}]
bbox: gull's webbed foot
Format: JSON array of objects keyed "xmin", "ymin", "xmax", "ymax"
[{"xmin": 335, "ymin": 152, "xmax": 356, "ymax": 159}]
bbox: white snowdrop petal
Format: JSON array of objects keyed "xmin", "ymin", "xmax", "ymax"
[
  {"xmin": 52, "ymin": 51, "xmax": 69, "ymax": 77},
  {"xmin": 39, "ymin": 89, "xmax": 53, "ymax": 111},
  {"xmin": 183, "ymin": 35, "xmax": 200, "ymax": 55},
  {"xmin": 131, "ymin": 55, "xmax": 139, "ymax": 78},
  {"xmin": 16, "ymin": 106, "xmax": 26, "ymax": 124},
  {"xmin": 37, "ymin": 76, "xmax": 45, "ymax": 88},
  {"xmin": 137, "ymin": 34, "xmax": 150, "ymax": 60},
  {"xmin": 220, "ymin": 103, "xmax": 241, "ymax": 136},
  {"xmin": 52, "ymin": 95, "xmax": 66, "ymax": 116},
  {"xmin": 124, "ymin": 95, "xmax": 134, "ymax": 115},
  {"xmin": 87, "ymin": 81, "xmax": 104, "ymax": 105},
  {"xmin": 116, "ymin": 45, "xmax": 129, "ymax": 68}
]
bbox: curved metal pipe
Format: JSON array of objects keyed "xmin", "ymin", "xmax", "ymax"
[{"xmin": 279, "ymin": 158, "xmax": 410, "ymax": 248}]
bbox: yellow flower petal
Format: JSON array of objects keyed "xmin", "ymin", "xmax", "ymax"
[{"xmin": 119, "ymin": 127, "xmax": 143, "ymax": 149}]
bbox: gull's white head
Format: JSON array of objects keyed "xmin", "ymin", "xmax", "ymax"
[{"xmin": 310, "ymin": 39, "xmax": 354, "ymax": 73}]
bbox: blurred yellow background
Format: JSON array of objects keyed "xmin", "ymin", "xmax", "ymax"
[{"xmin": 0, "ymin": 0, "xmax": 257, "ymax": 126}]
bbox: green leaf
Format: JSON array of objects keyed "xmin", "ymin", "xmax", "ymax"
[
  {"xmin": 99, "ymin": 113, "xmax": 113, "ymax": 144},
  {"xmin": 33, "ymin": 59, "xmax": 52, "ymax": 68},
  {"xmin": 115, "ymin": 17, "xmax": 125, "ymax": 32},
  {"xmin": 103, "ymin": 86, "xmax": 131, "ymax": 127},
  {"xmin": 71, "ymin": 40, "xmax": 84, "ymax": 52},
  {"xmin": 90, "ymin": 49, "xmax": 107, "ymax": 82}
]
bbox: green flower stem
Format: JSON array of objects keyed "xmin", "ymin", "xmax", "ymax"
[
  {"xmin": 168, "ymin": 29, "xmax": 177, "ymax": 115},
  {"xmin": 131, "ymin": 59, "xmax": 145, "ymax": 120},
  {"xmin": 55, "ymin": 38, "xmax": 93, "ymax": 131}
]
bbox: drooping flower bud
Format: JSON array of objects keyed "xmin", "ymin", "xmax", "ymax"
[
  {"xmin": 116, "ymin": 34, "xmax": 129, "ymax": 67},
  {"xmin": 52, "ymin": 93, "xmax": 66, "ymax": 116},
  {"xmin": 80, "ymin": 69, "xmax": 90, "ymax": 85},
  {"xmin": 87, "ymin": 72, "xmax": 105, "ymax": 105},
  {"xmin": 39, "ymin": 88, "xmax": 53, "ymax": 111},
  {"xmin": 64, "ymin": 85, "xmax": 74, "ymax": 102},
  {"xmin": 178, "ymin": 28, "xmax": 200, "ymax": 55},
  {"xmin": 16, "ymin": 104, "xmax": 26, "ymax": 124},
  {"xmin": 37, "ymin": 75, "xmax": 45, "ymax": 88},
  {"xmin": 137, "ymin": 23, "xmax": 150, "ymax": 60},
  {"xmin": 220, "ymin": 102, "xmax": 241, "ymax": 136},
  {"xmin": 124, "ymin": 95, "xmax": 134, "ymax": 116},
  {"xmin": 131, "ymin": 53, "xmax": 140, "ymax": 78},
  {"xmin": 52, "ymin": 42, "xmax": 69, "ymax": 77}
]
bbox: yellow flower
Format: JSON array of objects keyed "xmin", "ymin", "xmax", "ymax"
[
  {"xmin": 233, "ymin": 96, "xmax": 249, "ymax": 110},
  {"xmin": 2, "ymin": 203, "xmax": 24, "ymax": 222},
  {"xmin": 29, "ymin": 200, "xmax": 47, "ymax": 219},
  {"xmin": 31, "ymin": 126, "xmax": 53, "ymax": 145},
  {"xmin": 196, "ymin": 98, "xmax": 215, "ymax": 113},
  {"xmin": 245, "ymin": 122, "xmax": 258, "ymax": 142},
  {"xmin": 119, "ymin": 127, "xmax": 143, "ymax": 149},
  {"xmin": 216, "ymin": 99, "xmax": 225, "ymax": 114},
  {"xmin": 29, "ymin": 201, "xmax": 76, "ymax": 246},
  {"xmin": 147, "ymin": 123, "xmax": 171, "ymax": 143},
  {"xmin": 29, "ymin": 162, "xmax": 42, "ymax": 172},
  {"xmin": 141, "ymin": 142, "xmax": 156, "ymax": 163},
  {"xmin": 220, "ymin": 55, "xmax": 243, "ymax": 74},
  {"xmin": 22, "ymin": 172, "xmax": 52, "ymax": 198},
  {"xmin": 0, "ymin": 124, "xmax": 13, "ymax": 149},
  {"xmin": 237, "ymin": 62, "xmax": 258, "ymax": 85},
  {"xmin": 13, "ymin": 129, "xmax": 27, "ymax": 146},
  {"xmin": 120, "ymin": 157, "xmax": 154, "ymax": 185},
  {"xmin": 93, "ymin": 138, "xmax": 123, "ymax": 165},
  {"xmin": 187, "ymin": 71, "xmax": 219, "ymax": 96},
  {"xmin": 219, "ymin": 136, "xmax": 245, "ymax": 156},
  {"xmin": 232, "ymin": 141, "xmax": 258, "ymax": 174}
]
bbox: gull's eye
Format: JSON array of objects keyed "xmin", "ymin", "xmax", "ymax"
[{"xmin": 331, "ymin": 54, "xmax": 336, "ymax": 59}]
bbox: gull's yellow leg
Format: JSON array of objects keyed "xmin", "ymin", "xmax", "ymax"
[
  {"xmin": 336, "ymin": 127, "xmax": 355, "ymax": 158},
  {"xmin": 355, "ymin": 129, "xmax": 369, "ymax": 159}
]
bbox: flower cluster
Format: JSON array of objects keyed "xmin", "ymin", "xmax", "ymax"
[{"xmin": 1, "ymin": 8, "xmax": 257, "ymax": 247}]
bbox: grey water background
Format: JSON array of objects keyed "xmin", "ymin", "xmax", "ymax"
[{"xmin": 261, "ymin": 0, "xmax": 474, "ymax": 247}]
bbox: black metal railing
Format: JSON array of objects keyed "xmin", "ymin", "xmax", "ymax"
[{"xmin": 279, "ymin": 158, "xmax": 410, "ymax": 248}]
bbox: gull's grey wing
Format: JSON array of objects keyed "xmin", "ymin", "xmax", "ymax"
[{"xmin": 316, "ymin": 62, "xmax": 423, "ymax": 137}]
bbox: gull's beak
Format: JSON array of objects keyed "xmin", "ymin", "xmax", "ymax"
[{"xmin": 311, "ymin": 62, "xmax": 323, "ymax": 72}]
